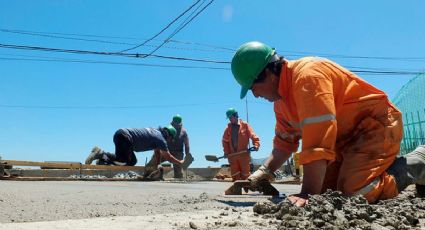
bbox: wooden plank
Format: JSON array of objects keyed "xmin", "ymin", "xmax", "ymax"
[
  {"xmin": 1, "ymin": 160, "xmax": 82, "ymax": 169},
  {"xmin": 0, "ymin": 160, "xmax": 145, "ymax": 171},
  {"xmin": 0, "ymin": 176, "xmax": 142, "ymax": 181}
]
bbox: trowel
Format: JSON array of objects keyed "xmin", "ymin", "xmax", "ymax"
[
  {"xmin": 181, "ymin": 153, "xmax": 194, "ymax": 169},
  {"xmin": 224, "ymin": 179, "xmax": 279, "ymax": 196}
]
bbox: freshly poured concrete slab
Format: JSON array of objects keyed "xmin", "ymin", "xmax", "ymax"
[{"xmin": 0, "ymin": 181, "xmax": 301, "ymax": 224}]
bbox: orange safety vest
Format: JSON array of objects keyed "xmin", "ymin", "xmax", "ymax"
[{"xmin": 222, "ymin": 119, "xmax": 260, "ymax": 154}]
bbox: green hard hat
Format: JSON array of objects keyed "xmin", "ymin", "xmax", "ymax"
[
  {"xmin": 231, "ymin": 41, "xmax": 276, "ymax": 99},
  {"xmin": 226, "ymin": 108, "xmax": 238, "ymax": 119},
  {"xmin": 172, "ymin": 114, "xmax": 182, "ymax": 124},
  {"xmin": 164, "ymin": 125, "xmax": 177, "ymax": 138}
]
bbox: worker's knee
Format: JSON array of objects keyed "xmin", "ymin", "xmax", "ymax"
[
  {"xmin": 337, "ymin": 178, "xmax": 368, "ymax": 196},
  {"xmin": 113, "ymin": 129, "xmax": 129, "ymax": 141},
  {"xmin": 128, "ymin": 157, "xmax": 137, "ymax": 166}
]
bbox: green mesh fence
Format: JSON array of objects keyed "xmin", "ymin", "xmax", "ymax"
[{"xmin": 393, "ymin": 73, "xmax": 425, "ymax": 155}]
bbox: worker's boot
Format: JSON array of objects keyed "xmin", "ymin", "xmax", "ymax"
[
  {"xmin": 85, "ymin": 146, "xmax": 115, "ymax": 165},
  {"xmin": 387, "ymin": 145, "xmax": 425, "ymax": 196},
  {"xmin": 85, "ymin": 146, "xmax": 103, "ymax": 164}
]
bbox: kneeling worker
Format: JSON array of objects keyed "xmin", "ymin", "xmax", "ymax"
[
  {"xmin": 85, "ymin": 125, "xmax": 184, "ymax": 180},
  {"xmin": 230, "ymin": 41, "xmax": 425, "ymax": 206}
]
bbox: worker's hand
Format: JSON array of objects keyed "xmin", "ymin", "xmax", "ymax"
[
  {"xmin": 247, "ymin": 165, "xmax": 275, "ymax": 187},
  {"xmin": 287, "ymin": 193, "xmax": 309, "ymax": 207}
]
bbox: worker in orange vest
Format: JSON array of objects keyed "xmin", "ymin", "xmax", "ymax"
[
  {"xmin": 230, "ymin": 41, "xmax": 425, "ymax": 207},
  {"xmin": 222, "ymin": 108, "xmax": 260, "ymax": 181}
]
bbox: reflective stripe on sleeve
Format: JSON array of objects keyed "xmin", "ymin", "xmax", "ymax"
[
  {"xmin": 288, "ymin": 121, "xmax": 301, "ymax": 129},
  {"xmin": 275, "ymin": 130, "xmax": 302, "ymax": 142},
  {"xmin": 300, "ymin": 114, "xmax": 336, "ymax": 127}
]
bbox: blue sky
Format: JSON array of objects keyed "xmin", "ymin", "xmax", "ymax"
[{"xmin": 0, "ymin": 1, "xmax": 424, "ymax": 167}]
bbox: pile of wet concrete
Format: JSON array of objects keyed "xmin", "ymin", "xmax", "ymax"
[{"xmin": 253, "ymin": 188, "xmax": 425, "ymax": 229}]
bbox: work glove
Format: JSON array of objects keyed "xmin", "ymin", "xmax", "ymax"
[{"xmin": 247, "ymin": 165, "xmax": 276, "ymax": 188}]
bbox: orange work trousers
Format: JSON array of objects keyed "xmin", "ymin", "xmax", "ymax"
[
  {"xmin": 228, "ymin": 155, "xmax": 251, "ymax": 181},
  {"xmin": 321, "ymin": 102, "xmax": 403, "ymax": 203}
]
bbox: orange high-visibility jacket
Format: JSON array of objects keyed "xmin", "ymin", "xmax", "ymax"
[
  {"xmin": 222, "ymin": 119, "xmax": 260, "ymax": 154},
  {"xmin": 273, "ymin": 57, "xmax": 399, "ymax": 165}
]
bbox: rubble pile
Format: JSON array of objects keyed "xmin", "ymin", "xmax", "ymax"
[{"xmin": 253, "ymin": 189, "xmax": 425, "ymax": 230}]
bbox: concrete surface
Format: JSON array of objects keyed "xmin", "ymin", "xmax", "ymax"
[{"xmin": 0, "ymin": 180, "xmax": 301, "ymax": 229}]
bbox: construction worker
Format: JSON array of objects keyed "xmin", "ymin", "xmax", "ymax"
[
  {"xmin": 230, "ymin": 41, "xmax": 425, "ymax": 207},
  {"xmin": 85, "ymin": 126, "xmax": 185, "ymax": 180},
  {"xmin": 222, "ymin": 108, "xmax": 260, "ymax": 181},
  {"xmin": 166, "ymin": 114, "xmax": 193, "ymax": 178}
]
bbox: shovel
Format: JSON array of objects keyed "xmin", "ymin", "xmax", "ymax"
[{"xmin": 205, "ymin": 147, "xmax": 257, "ymax": 162}]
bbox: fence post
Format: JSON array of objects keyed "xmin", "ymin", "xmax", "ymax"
[
  {"xmin": 405, "ymin": 114, "xmax": 412, "ymax": 154},
  {"xmin": 411, "ymin": 112, "xmax": 418, "ymax": 148},
  {"xmin": 417, "ymin": 110, "xmax": 424, "ymax": 146}
]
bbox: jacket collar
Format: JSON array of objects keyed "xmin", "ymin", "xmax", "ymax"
[{"xmin": 278, "ymin": 60, "xmax": 292, "ymax": 102}]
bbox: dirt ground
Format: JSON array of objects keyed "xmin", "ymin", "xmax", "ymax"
[{"xmin": 0, "ymin": 181, "xmax": 424, "ymax": 230}]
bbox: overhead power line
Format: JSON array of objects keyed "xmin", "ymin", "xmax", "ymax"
[
  {"xmin": 3, "ymin": 28, "xmax": 425, "ymax": 62},
  {"xmin": 0, "ymin": 55, "xmax": 227, "ymax": 70},
  {"xmin": 0, "ymin": 28, "xmax": 236, "ymax": 52},
  {"xmin": 119, "ymin": 0, "xmax": 202, "ymax": 53},
  {"xmin": 1, "ymin": 28, "xmax": 135, "ymax": 46},
  {"xmin": 0, "ymin": 43, "xmax": 230, "ymax": 64},
  {"xmin": 0, "ymin": 101, "xmax": 239, "ymax": 110},
  {"xmin": 0, "ymin": 51, "xmax": 423, "ymax": 76},
  {"xmin": 143, "ymin": 0, "xmax": 215, "ymax": 58},
  {"xmin": 351, "ymin": 70, "xmax": 423, "ymax": 75},
  {"xmin": 283, "ymin": 52, "xmax": 425, "ymax": 62}
]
